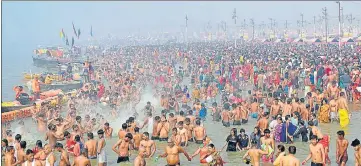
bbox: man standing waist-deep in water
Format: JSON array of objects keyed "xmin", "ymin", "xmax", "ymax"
[{"xmin": 336, "ymin": 130, "xmax": 348, "ymax": 166}]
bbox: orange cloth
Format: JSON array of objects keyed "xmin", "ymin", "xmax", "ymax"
[{"xmin": 32, "ymin": 80, "xmax": 40, "ymax": 92}]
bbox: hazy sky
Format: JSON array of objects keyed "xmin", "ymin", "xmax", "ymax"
[{"xmin": 3, "ymin": 1, "xmax": 361, "ymax": 46}]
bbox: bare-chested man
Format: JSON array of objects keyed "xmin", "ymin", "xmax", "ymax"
[
  {"xmin": 242, "ymin": 140, "xmax": 268, "ymax": 166},
  {"xmin": 351, "ymin": 139, "xmax": 361, "ymax": 166},
  {"xmin": 240, "ymin": 101, "xmax": 249, "ymax": 124},
  {"xmin": 260, "ymin": 129, "xmax": 275, "ymax": 163},
  {"xmin": 139, "ymin": 132, "xmax": 156, "ymax": 158},
  {"xmin": 308, "ymin": 121, "xmax": 323, "ymax": 140},
  {"xmin": 336, "ymin": 130, "xmax": 349, "ymax": 166},
  {"xmin": 158, "ymin": 139, "xmax": 192, "ymax": 166},
  {"xmin": 133, "ymin": 127, "xmax": 142, "ymax": 150},
  {"xmin": 103, "ymin": 123, "xmax": 113, "ymax": 139},
  {"xmin": 221, "ymin": 108, "xmax": 231, "ymax": 127},
  {"xmin": 44, "ymin": 144, "xmax": 56, "ymax": 166},
  {"xmin": 151, "ymin": 116, "xmax": 161, "ymax": 140},
  {"xmin": 13, "ymin": 141, "xmax": 26, "ymax": 166},
  {"xmin": 168, "ymin": 113, "xmax": 177, "ymax": 130},
  {"xmin": 84, "ymin": 132, "xmax": 97, "ymax": 159},
  {"xmin": 157, "ymin": 116, "xmax": 170, "ymax": 141},
  {"xmin": 170, "ymin": 128, "xmax": 181, "ymax": 146},
  {"xmin": 184, "ymin": 118, "xmax": 194, "ymax": 142},
  {"xmin": 55, "ymin": 143, "xmax": 70, "ymax": 166},
  {"xmin": 337, "ymin": 92, "xmax": 350, "ymax": 120},
  {"xmin": 271, "ymin": 99, "xmax": 281, "ymax": 117},
  {"xmin": 4, "ymin": 146, "xmax": 16, "ymax": 166},
  {"xmin": 291, "ymin": 98, "xmax": 301, "ymax": 114},
  {"xmin": 177, "ymin": 121, "xmax": 188, "ymax": 147},
  {"xmin": 256, "ymin": 113, "xmax": 269, "ymax": 134},
  {"xmin": 176, "ymin": 111, "xmax": 186, "ymax": 123},
  {"xmin": 279, "ymin": 146, "xmax": 300, "ymax": 166},
  {"xmin": 302, "ymin": 135, "xmax": 325, "ymax": 166},
  {"xmin": 97, "ymin": 129, "xmax": 107, "ymax": 166},
  {"xmin": 250, "ymin": 98, "xmax": 260, "ymax": 119},
  {"xmin": 134, "ymin": 150, "xmax": 146, "ymax": 166},
  {"xmin": 282, "ymin": 99, "xmax": 292, "ymax": 118},
  {"xmin": 193, "ymin": 120, "xmax": 206, "ymax": 144},
  {"xmin": 112, "ymin": 133, "xmax": 133, "ymax": 163},
  {"xmin": 72, "ymin": 148, "xmax": 91, "ymax": 166},
  {"xmin": 21, "ymin": 149, "xmax": 42, "ymax": 166},
  {"xmin": 231, "ymin": 104, "xmax": 242, "ymax": 125},
  {"xmin": 118, "ymin": 123, "xmax": 128, "ymax": 140}
]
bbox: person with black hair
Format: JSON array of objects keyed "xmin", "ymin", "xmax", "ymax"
[
  {"xmin": 273, "ymin": 144, "xmax": 286, "ymax": 166},
  {"xmin": 158, "ymin": 138, "xmax": 191, "ymax": 165},
  {"xmin": 55, "ymin": 143, "xmax": 70, "ymax": 166},
  {"xmin": 242, "ymin": 140, "xmax": 268, "ymax": 166},
  {"xmin": 2, "ymin": 139, "xmax": 8, "ymax": 157},
  {"xmin": 103, "ymin": 122, "xmax": 113, "ymax": 139},
  {"xmin": 139, "ymin": 132, "xmax": 157, "ymax": 158},
  {"xmin": 118, "ymin": 123, "xmax": 128, "ymax": 140},
  {"xmin": 4, "ymin": 146, "xmax": 16, "ymax": 166},
  {"xmin": 293, "ymin": 121, "xmax": 308, "ymax": 142},
  {"xmin": 84, "ymin": 132, "xmax": 97, "ymax": 159},
  {"xmin": 302, "ymin": 135, "xmax": 325, "ymax": 166},
  {"xmin": 14, "ymin": 134, "xmax": 21, "ymax": 161},
  {"xmin": 236, "ymin": 128, "xmax": 250, "ymax": 151},
  {"xmin": 72, "ymin": 148, "xmax": 91, "ymax": 166},
  {"xmin": 13, "ymin": 141, "xmax": 27, "ymax": 166},
  {"xmin": 73, "ymin": 135, "xmax": 84, "ymax": 157},
  {"xmin": 351, "ymin": 139, "xmax": 361, "ymax": 165},
  {"xmin": 112, "ymin": 133, "xmax": 133, "ymax": 163},
  {"xmin": 97, "ymin": 129, "xmax": 107, "ymax": 166},
  {"xmin": 22, "ymin": 149, "xmax": 42, "ymax": 166},
  {"xmin": 222, "ymin": 128, "xmax": 238, "ymax": 152},
  {"xmin": 260, "ymin": 129, "xmax": 275, "ymax": 163},
  {"xmin": 336, "ymin": 130, "xmax": 349, "ymax": 166},
  {"xmin": 279, "ymin": 146, "xmax": 300, "ymax": 166}
]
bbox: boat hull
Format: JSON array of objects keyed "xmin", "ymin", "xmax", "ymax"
[
  {"xmin": 40, "ymin": 81, "xmax": 83, "ymax": 92},
  {"xmin": 1, "ymin": 105, "xmax": 31, "ymax": 113}
]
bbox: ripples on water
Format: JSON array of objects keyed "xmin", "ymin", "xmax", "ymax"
[{"xmin": 5, "ymin": 85, "xmax": 361, "ymax": 165}]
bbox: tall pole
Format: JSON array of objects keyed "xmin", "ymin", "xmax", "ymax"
[
  {"xmin": 322, "ymin": 7, "xmax": 328, "ymax": 56},
  {"xmin": 346, "ymin": 14, "xmax": 355, "ymax": 35},
  {"xmin": 250, "ymin": 19, "xmax": 255, "ymax": 40},
  {"xmin": 336, "ymin": 1, "xmax": 341, "ymax": 54},
  {"xmin": 300, "ymin": 13, "xmax": 305, "ymax": 39},
  {"xmin": 185, "ymin": 14, "xmax": 188, "ymax": 45},
  {"xmin": 313, "ymin": 16, "xmax": 316, "ymax": 37},
  {"xmin": 269, "ymin": 18, "xmax": 273, "ymax": 40},
  {"xmin": 285, "ymin": 20, "xmax": 289, "ymax": 39},
  {"xmin": 232, "ymin": 8, "xmax": 237, "ymax": 48}
]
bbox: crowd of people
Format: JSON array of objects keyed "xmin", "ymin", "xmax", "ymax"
[{"xmin": 2, "ymin": 41, "xmax": 361, "ymax": 166}]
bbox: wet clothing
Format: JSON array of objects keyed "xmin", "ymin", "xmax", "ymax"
[
  {"xmin": 117, "ymin": 156, "xmax": 129, "ymax": 163},
  {"xmin": 236, "ymin": 134, "xmax": 249, "ymax": 149},
  {"xmin": 225, "ymin": 135, "xmax": 237, "ymax": 151}
]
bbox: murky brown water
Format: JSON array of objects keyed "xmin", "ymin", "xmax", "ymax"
[{"xmin": 4, "ymin": 80, "xmax": 361, "ymax": 166}]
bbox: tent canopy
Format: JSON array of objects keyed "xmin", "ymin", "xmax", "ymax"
[
  {"xmin": 293, "ymin": 38, "xmax": 304, "ymax": 42},
  {"xmin": 341, "ymin": 38, "xmax": 354, "ymax": 42}
]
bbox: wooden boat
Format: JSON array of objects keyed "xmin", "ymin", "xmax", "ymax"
[
  {"xmin": 23, "ymin": 73, "xmax": 60, "ymax": 80},
  {"xmin": 40, "ymin": 81, "xmax": 83, "ymax": 92},
  {"xmin": 1, "ymin": 105, "xmax": 32, "ymax": 113}
]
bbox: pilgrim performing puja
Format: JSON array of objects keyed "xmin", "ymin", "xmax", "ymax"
[{"xmin": 2, "ymin": 1, "xmax": 361, "ymax": 166}]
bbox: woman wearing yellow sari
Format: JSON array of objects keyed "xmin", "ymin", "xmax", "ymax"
[{"xmin": 318, "ymin": 98, "xmax": 330, "ymax": 123}]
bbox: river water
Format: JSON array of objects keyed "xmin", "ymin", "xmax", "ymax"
[{"xmin": 4, "ymin": 75, "xmax": 361, "ymax": 166}]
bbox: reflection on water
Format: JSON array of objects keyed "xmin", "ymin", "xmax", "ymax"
[{"xmin": 4, "ymin": 85, "xmax": 361, "ymax": 166}]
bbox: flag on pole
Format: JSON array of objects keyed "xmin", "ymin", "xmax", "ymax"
[
  {"xmin": 77, "ymin": 29, "xmax": 81, "ymax": 39},
  {"xmin": 72, "ymin": 22, "xmax": 78, "ymax": 37},
  {"xmin": 60, "ymin": 29, "xmax": 64, "ymax": 39},
  {"xmin": 71, "ymin": 37, "xmax": 75, "ymax": 47},
  {"xmin": 65, "ymin": 36, "xmax": 69, "ymax": 46}
]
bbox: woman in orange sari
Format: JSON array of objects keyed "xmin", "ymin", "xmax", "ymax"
[{"xmin": 318, "ymin": 98, "xmax": 330, "ymax": 123}]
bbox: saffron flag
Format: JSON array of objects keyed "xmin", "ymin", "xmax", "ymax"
[
  {"xmin": 72, "ymin": 22, "xmax": 78, "ymax": 37},
  {"xmin": 60, "ymin": 30, "xmax": 64, "ymax": 39}
]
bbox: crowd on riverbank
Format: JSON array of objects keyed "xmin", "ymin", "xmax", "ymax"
[{"xmin": 2, "ymin": 42, "xmax": 361, "ymax": 166}]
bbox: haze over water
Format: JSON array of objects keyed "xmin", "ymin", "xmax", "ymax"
[{"xmin": 2, "ymin": 1, "xmax": 361, "ymax": 165}]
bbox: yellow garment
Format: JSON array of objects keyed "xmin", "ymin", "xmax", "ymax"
[
  {"xmin": 240, "ymin": 56, "xmax": 244, "ymax": 63},
  {"xmin": 273, "ymin": 152, "xmax": 285, "ymax": 166},
  {"xmin": 339, "ymin": 109, "xmax": 350, "ymax": 128},
  {"xmin": 318, "ymin": 105, "xmax": 330, "ymax": 123},
  {"xmin": 44, "ymin": 77, "xmax": 52, "ymax": 84}
]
